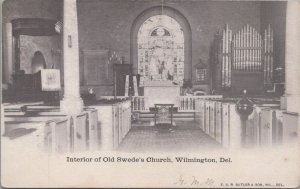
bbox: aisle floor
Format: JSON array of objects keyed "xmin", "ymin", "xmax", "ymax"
[{"xmin": 118, "ymin": 121, "xmax": 222, "ymax": 152}]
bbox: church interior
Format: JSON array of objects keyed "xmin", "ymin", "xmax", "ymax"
[{"xmin": 1, "ymin": 0, "xmax": 300, "ymax": 153}]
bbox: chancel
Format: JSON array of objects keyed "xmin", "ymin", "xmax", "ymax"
[{"xmin": 1, "ymin": 0, "xmax": 300, "ymax": 153}]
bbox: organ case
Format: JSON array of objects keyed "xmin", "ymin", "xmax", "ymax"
[{"xmin": 212, "ymin": 24, "xmax": 274, "ymax": 94}]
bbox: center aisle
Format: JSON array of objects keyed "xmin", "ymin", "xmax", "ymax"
[{"xmin": 118, "ymin": 121, "xmax": 221, "ymax": 152}]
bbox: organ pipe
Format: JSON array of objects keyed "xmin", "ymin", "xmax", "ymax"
[
  {"xmin": 263, "ymin": 24, "xmax": 274, "ymax": 86},
  {"xmin": 215, "ymin": 24, "xmax": 273, "ymax": 89}
]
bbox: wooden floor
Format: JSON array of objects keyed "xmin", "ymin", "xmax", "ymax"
[{"xmin": 118, "ymin": 121, "xmax": 221, "ymax": 152}]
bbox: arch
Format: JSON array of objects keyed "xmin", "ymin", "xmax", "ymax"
[
  {"xmin": 31, "ymin": 51, "xmax": 46, "ymax": 73},
  {"xmin": 131, "ymin": 6, "xmax": 192, "ymax": 80}
]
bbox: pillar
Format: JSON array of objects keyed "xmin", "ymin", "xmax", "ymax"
[
  {"xmin": 3, "ymin": 22, "xmax": 13, "ymax": 84},
  {"xmin": 281, "ymin": 1, "xmax": 300, "ymax": 113},
  {"xmin": 60, "ymin": 0, "xmax": 83, "ymax": 114}
]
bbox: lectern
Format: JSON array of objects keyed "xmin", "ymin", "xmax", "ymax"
[{"xmin": 154, "ymin": 104, "xmax": 174, "ymax": 126}]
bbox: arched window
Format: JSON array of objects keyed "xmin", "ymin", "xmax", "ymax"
[{"xmin": 137, "ymin": 15, "xmax": 184, "ymax": 85}]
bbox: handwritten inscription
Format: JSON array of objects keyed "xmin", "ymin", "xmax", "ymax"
[{"xmin": 174, "ymin": 175, "xmax": 215, "ymax": 187}]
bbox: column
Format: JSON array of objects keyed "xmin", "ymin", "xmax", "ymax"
[
  {"xmin": 3, "ymin": 22, "xmax": 13, "ymax": 85},
  {"xmin": 60, "ymin": 0, "xmax": 83, "ymax": 114},
  {"xmin": 281, "ymin": 1, "xmax": 300, "ymax": 113}
]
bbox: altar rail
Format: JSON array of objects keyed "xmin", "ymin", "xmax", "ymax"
[
  {"xmin": 98, "ymin": 96, "xmax": 148, "ymax": 112},
  {"xmin": 98, "ymin": 96, "xmax": 129, "ymax": 100},
  {"xmin": 178, "ymin": 95, "xmax": 223, "ymax": 111},
  {"xmin": 131, "ymin": 96, "xmax": 148, "ymax": 111},
  {"xmin": 194, "ymin": 99, "xmax": 298, "ymax": 148},
  {"xmin": 100, "ymin": 95, "xmax": 223, "ymax": 112}
]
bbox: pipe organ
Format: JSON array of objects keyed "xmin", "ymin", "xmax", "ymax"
[
  {"xmin": 213, "ymin": 24, "xmax": 274, "ymax": 94},
  {"xmin": 233, "ymin": 24, "xmax": 263, "ymax": 72},
  {"xmin": 263, "ymin": 25, "xmax": 274, "ymax": 86},
  {"xmin": 222, "ymin": 24, "xmax": 232, "ymax": 88}
]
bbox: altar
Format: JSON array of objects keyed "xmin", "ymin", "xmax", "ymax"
[{"xmin": 143, "ymin": 80, "xmax": 181, "ymax": 108}]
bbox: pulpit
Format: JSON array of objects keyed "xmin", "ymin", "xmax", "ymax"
[
  {"xmin": 12, "ymin": 69, "xmax": 60, "ymax": 104},
  {"xmin": 143, "ymin": 80, "xmax": 181, "ymax": 108}
]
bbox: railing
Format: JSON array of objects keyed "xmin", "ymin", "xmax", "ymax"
[
  {"xmin": 131, "ymin": 95, "xmax": 223, "ymax": 112},
  {"xmin": 99, "ymin": 96, "xmax": 148, "ymax": 112},
  {"xmin": 100, "ymin": 95, "xmax": 223, "ymax": 112},
  {"xmin": 178, "ymin": 95, "xmax": 223, "ymax": 111},
  {"xmin": 132, "ymin": 96, "xmax": 148, "ymax": 111},
  {"xmin": 98, "ymin": 96, "xmax": 129, "ymax": 100}
]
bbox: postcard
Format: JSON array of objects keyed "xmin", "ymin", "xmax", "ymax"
[{"xmin": 1, "ymin": 0, "xmax": 299, "ymax": 188}]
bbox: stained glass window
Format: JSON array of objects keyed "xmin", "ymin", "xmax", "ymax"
[{"xmin": 138, "ymin": 15, "xmax": 184, "ymax": 86}]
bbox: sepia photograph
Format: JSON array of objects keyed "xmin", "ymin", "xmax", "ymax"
[{"xmin": 1, "ymin": 0, "xmax": 299, "ymax": 187}]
